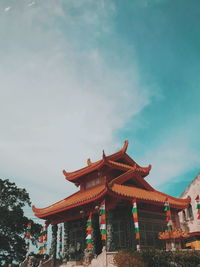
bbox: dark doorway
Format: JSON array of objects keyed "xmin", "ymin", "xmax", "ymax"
[{"xmin": 92, "ymin": 214, "xmax": 103, "ymax": 255}]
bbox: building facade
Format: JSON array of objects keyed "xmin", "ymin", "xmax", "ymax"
[
  {"xmin": 179, "ymin": 174, "xmax": 200, "ymax": 249},
  {"xmin": 32, "ymin": 141, "xmax": 190, "ymax": 261}
]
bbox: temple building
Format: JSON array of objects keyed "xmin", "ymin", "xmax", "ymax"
[{"xmin": 32, "ymin": 141, "xmax": 190, "ymax": 262}]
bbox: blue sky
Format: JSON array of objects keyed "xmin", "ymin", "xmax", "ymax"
[{"xmin": 0, "ymin": 0, "xmax": 200, "ymax": 217}]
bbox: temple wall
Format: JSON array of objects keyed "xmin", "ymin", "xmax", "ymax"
[{"xmin": 179, "ymin": 174, "xmax": 200, "ymax": 233}]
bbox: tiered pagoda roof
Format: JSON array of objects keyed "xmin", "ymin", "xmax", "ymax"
[
  {"xmin": 32, "ymin": 141, "xmax": 190, "ymax": 222},
  {"xmin": 62, "ymin": 140, "xmax": 151, "ymax": 185}
]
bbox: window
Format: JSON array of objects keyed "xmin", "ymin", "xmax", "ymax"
[
  {"xmin": 140, "ymin": 221, "xmax": 165, "ymax": 248},
  {"xmin": 113, "ymin": 221, "xmax": 126, "ymax": 248},
  {"xmin": 187, "ymin": 204, "xmax": 194, "ymax": 220}
]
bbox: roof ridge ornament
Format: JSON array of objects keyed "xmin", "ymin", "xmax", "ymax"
[
  {"xmin": 102, "ymin": 150, "xmax": 107, "ymax": 162},
  {"xmin": 63, "ymin": 169, "xmax": 68, "ymax": 176},
  {"xmin": 121, "ymin": 140, "xmax": 129, "ymax": 153},
  {"xmin": 87, "ymin": 158, "xmax": 92, "ymax": 166}
]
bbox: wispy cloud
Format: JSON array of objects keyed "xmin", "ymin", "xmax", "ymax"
[
  {"xmin": 141, "ymin": 119, "xmax": 200, "ymax": 189},
  {"xmin": 0, "ymin": 0, "xmax": 155, "ymax": 207}
]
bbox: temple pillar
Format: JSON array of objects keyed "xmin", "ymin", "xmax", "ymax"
[
  {"xmin": 106, "ymin": 210, "xmax": 116, "ymax": 252},
  {"xmin": 91, "ymin": 214, "xmax": 102, "ymax": 256},
  {"xmin": 50, "ymin": 224, "xmax": 58, "ymax": 262},
  {"xmin": 63, "ymin": 221, "xmax": 70, "ymax": 263}
]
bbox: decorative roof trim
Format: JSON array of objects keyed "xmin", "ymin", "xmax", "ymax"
[{"xmin": 122, "ymin": 140, "xmax": 128, "ymax": 153}]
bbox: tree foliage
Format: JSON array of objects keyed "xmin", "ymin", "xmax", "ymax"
[{"xmin": 0, "ymin": 179, "xmax": 42, "ymax": 265}]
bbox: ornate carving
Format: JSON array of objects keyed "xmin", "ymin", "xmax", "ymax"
[
  {"xmin": 63, "ymin": 221, "xmax": 70, "ymax": 262},
  {"xmin": 50, "ymin": 224, "xmax": 58, "ymax": 259},
  {"xmin": 106, "ymin": 210, "xmax": 116, "ymax": 252},
  {"xmin": 83, "ymin": 248, "xmax": 94, "ymax": 266},
  {"xmin": 159, "ymin": 227, "xmax": 189, "ymax": 240},
  {"xmin": 63, "ymin": 218, "xmax": 87, "ymax": 262}
]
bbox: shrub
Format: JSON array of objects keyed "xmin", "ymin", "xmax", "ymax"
[
  {"xmin": 140, "ymin": 249, "xmax": 173, "ymax": 267},
  {"xmin": 113, "ymin": 250, "xmax": 145, "ymax": 267},
  {"xmin": 113, "ymin": 249, "xmax": 200, "ymax": 267},
  {"xmin": 173, "ymin": 251, "xmax": 200, "ymax": 267}
]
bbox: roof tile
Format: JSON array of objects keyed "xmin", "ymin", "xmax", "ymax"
[{"xmin": 111, "ymin": 184, "xmax": 190, "ymax": 208}]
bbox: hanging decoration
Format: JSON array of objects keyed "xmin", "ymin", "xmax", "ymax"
[
  {"xmin": 132, "ymin": 199, "xmax": 140, "ymax": 240},
  {"xmin": 86, "ymin": 213, "xmax": 93, "ymax": 248},
  {"xmin": 38, "ymin": 226, "xmax": 48, "ymax": 254},
  {"xmin": 59, "ymin": 225, "xmax": 63, "ymax": 254},
  {"xmin": 43, "ymin": 225, "xmax": 48, "ymax": 253},
  {"xmin": 25, "ymin": 222, "xmax": 32, "ymax": 251},
  {"xmin": 164, "ymin": 198, "xmax": 173, "ymax": 231},
  {"xmin": 99, "ymin": 200, "xmax": 106, "ymax": 240},
  {"xmin": 195, "ymin": 195, "xmax": 200, "ymax": 223}
]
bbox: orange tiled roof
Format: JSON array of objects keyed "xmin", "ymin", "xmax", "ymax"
[
  {"xmin": 63, "ymin": 141, "xmax": 151, "ymax": 182},
  {"xmin": 32, "ymin": 184, "xmax": 105, "ymax": 218},
  {"xmin": 111, "ymin": 184, "xmax": 190, "ymax": 209},
  {"xmin": 110, "ymin": 168, "xmax": 154, "ymax": 190},
  {"xmin": 63, "ymin": 160, "xmax": 103, "ymax": 181},
  {"xmin": 108, "ymin": 160, "xmax": 134, "ymax": 170},
  {"xmin": 33, "ymin": 182, "xmax": 190, "ymax": 219}
]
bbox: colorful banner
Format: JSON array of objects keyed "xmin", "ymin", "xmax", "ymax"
[
  {"xmin": 195, "ymin": 195, "xmax": 200, "ymax": 222},
  {"xmin": 132, "ymin": 199, "xmax": 140, "ymax": 240},
  {"xmin": 25, "ymin": 242, "xmax": 30, "ymax": 251},
  {"xmin": 25, "ymin": 222, "xmax": 31, "ymax": 251},
  {"xmin": 25, "ymin": 222, "xmax": 31, "ymax": 239},
  {"xmin": 164, "ymin": 198, "xmax": 173, "ymax": 231},
  {"xmin": 86, "ymin": 213, "xmax": 93, "ymax": 248},
  {"xmin": 38, "ymin": 226, "xmax": 48, "ymax": 254},
  {"xmin": 99, "ymin": 200, "xmax": 106, "ymax": 240}
]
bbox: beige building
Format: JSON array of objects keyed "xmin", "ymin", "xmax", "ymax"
[{"xmin": 179, "ymin": 173, "xmax": 200, "ymax": 233}]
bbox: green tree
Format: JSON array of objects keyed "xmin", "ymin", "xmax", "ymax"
[{"xmin": 0, "ymin": 179, "xmax": 42, "ymax": 265}]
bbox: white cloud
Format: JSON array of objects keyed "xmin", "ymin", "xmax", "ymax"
[
  {"xmin": 4, "ymin": 6, "xmax": 11, "ymax": 12},
  {"xmin": 141, "ymin": 123, "xmax": 200, "ymax": 189},
  {"xmin": 0, "ymin": 0, "xmax": 154, "ymax": 208}
]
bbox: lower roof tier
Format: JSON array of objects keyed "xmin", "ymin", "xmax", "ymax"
[{"xmin": 32, "ymin": 183, "xmax": 190, "ymax": 219}]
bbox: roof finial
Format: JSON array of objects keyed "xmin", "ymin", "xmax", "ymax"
[
  {"xmin": 148, "ymin": 164, "xmax": 152, "ymax": 171},
  {"xmin": 122, "ymin": 140, "xmax": 129, "ymax": 153},
  {"xmin": 63, "ymin": 169, "xmax": 67, "ymax": 176},
  {"xmin": 102, "ymin": 150, "xmax": 107, "ymax": 162},
  {"xmin": 87, "ymin": 158, "xmax": 92, "ymax": 166}
]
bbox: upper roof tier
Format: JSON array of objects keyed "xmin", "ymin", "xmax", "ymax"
[{"xmin": 63, "ymin": 140, "xmax": 151, "ymax": 183}]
